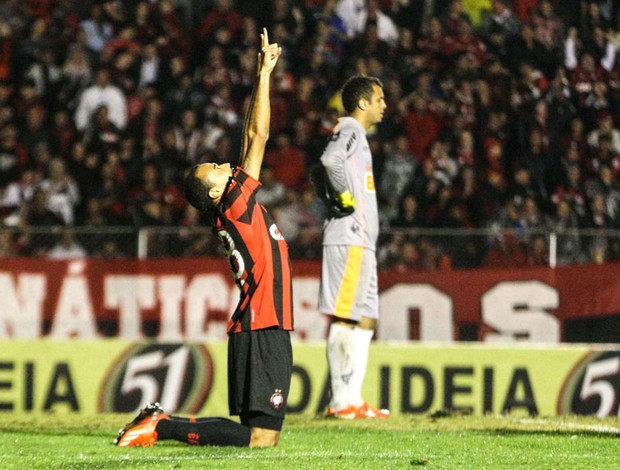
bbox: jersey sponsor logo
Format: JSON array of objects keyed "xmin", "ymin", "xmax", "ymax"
[
  {"xmin": 365, "ymin": 171, "xmax": 375, "ymax": 192},
  {"xmin": 269, "ymin": 224, "xmax": 285, "ymax": 241}
]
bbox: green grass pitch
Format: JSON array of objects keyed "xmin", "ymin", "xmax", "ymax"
[{"xmin": 1, "ymin": 412, "xmax": 618, "ymax": 469}]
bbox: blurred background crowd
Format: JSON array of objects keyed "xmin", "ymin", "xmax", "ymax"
[{"xmin": 0, "ymin": 0, "xmax": 620, "ymax": 269}]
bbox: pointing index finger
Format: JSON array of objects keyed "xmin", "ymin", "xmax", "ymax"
[{"xmin": 261, "ymin": 28, "xmax": 268, "ymax": 48}]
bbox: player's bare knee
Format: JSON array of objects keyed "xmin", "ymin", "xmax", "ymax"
[{"xmin": 249, "ymin": 427, "xmax": 280, "ymax": 447}]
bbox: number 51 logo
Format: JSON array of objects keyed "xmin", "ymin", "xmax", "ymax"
[
  {"xmin": 558, "ymin": 351, "xmax": 620, "ymax": 417},
  {"xmin": 99, "ymin": 343, "xmax": 214, "ymax": 414}
]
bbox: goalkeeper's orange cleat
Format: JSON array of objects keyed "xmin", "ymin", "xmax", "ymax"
[
  {"xmin": 326, "ymin": 402, "xmax": 390, "ymax": 419},
  {"xmin": 114, "ymin": 402, "xmax": 169, "ymax": 447},
  {"xmin": 326, "ymin": 405, "xmax": 359, "ymax": 420},
  {"xmin": 355, "ymin": 402, "xmax": 390, "ymax": 419}
]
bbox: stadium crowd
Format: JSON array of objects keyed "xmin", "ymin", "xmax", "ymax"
[{"xmin": 0, "ymin": 0, "xmax": 620, "ymax": 269}]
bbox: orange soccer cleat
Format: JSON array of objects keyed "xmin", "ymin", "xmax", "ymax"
[
  {"xmin": 355, "ymin": 402, "xmax": 390, "ymax": 419},
  {"xmin": 114, "ymin": 402, "xmax": 169, "ymax": 447},
  {"xmin": 326, "ymin": 402, "xmax": 390, "ymax": 419},
  {"xmin": 326, "ymin": 405, "xmax": 359, "ymax": 420}
]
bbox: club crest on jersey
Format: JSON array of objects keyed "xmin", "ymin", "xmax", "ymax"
[
  {"xmin": 330, "ymin": 131, "xmax": 340, "ymax": 141},
  {"xmin": 269, "ymin": 224, "xmax": 285, "ymax": 241},
  {"xmin": 270, "ymin": 389, "xmax": 285, "ymax": 409}
]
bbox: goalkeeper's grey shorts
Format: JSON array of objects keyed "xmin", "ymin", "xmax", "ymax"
[{"xmin": 318, "ymin": 245, "xmax": 379, "ymax": 321}]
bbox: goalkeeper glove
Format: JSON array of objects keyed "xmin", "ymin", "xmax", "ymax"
[{"xmin": 333, "ymin": 190, "xmax": 355, "ymax": 216}]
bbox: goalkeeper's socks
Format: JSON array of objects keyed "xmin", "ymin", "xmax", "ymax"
[
  {"xmin": 326, "ymin": 321, "xmax": 355, "ymax": 410},
  {"xmin": 156, "ymin": 416, "xmax": 251, "ymax": 447},
  {"xmin": 349, "ymin": 326, "xmax": 374, "ymax": 406}
]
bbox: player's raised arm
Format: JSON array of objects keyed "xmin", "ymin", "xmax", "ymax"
[{"xmin": 239, "ymin": 28, "xmax": 281, "ymax": 180}]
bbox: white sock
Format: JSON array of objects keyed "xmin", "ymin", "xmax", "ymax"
[
  {"xmin": 349, "ymin": 326, "xmax": 374, "ymax": 407},
  {"xmin": 326, "ymin": 322, "xmax": 355, "ymax": 410}
]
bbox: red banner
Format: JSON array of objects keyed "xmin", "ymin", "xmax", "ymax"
[{"xmin": 0, "ymin": 258, "xmax": 619, "ymax": 342}]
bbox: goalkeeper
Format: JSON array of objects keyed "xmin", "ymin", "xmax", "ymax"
[{"xmin": 316, "ymin": 75, "xmax": 389, "ymax": 419}]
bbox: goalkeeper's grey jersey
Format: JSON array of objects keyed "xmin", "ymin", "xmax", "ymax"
[{"xmin": 320, "ymin": 116, "xmax": 378, "ymax": 250}]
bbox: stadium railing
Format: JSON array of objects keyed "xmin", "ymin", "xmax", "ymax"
[{"xmin": 1, "ymin": 226, "xmax": 619, "ymax": 268}]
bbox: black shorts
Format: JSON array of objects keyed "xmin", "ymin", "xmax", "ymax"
[{"xmin": 228, "ymin": 328, "xmax": 292, "ymax": 429}]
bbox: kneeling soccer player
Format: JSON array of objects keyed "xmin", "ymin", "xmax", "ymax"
[{"xmin": 114, "ymin": 29, "xmax": 292, "ymax": 448}]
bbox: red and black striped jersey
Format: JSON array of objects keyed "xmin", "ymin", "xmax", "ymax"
[{"xmin": 214, "ymin": 167, "xmax": 294, "ymax": 334}]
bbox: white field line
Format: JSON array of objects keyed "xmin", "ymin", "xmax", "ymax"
[{"xmin": 515, "ymin": 418, "xmax": 620, "ymax": 435}]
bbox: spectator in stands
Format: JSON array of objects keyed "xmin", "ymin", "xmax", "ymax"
[
  {"xmin": 392, "ymin": 238, "xmax": 422, "ymax": 272},
  {"xmin": 548, "ymin": 199, "xmax": 587, "ymax": 265},
  {"xmin": 172, "ymin": 108, "xmax": 205, "ymax": 165},
  {"xmin": 163, "ymin": 72, "xmax": 207, "ymax": 124},
  {"xmin": 39, "ymin": 158, "xmax": 80, "ymax": 225},
  {"xmin": 203, "ymin": 82, "xmax": 241, "ymax": 150},
  {"xmin": 19, "ymin": 17, "xmax": 50, "ymax": 68},
  {"xmin": 0, "ymin": 124, "xmax": 28, "ymax": 188},
  {"xmin": 13, "ymin": 79, "xmax": 44, "ymax": 130},
  {"xmin": 49, "ymin": 110, "xmax": 78, "ymax": 160},
  {"xmin": 175, "ymin": 204, "xmax": 219, "ymax": 257},
  {"xmin": 25, "ymin": 47, "xmax": 63, "ymax": 105},
  {"xmin": 377, "ymin": 232, "xmax": 404, "ymax": 271},
  {"xmin": 1, "ymin": 168, "xmax": 42, "ymax": 224},
  {"xmin": 391, "ymin": 193, "xmax": 424, "ymax": 230},
  {"xmin": 336, "ymin": 0, "xmax": 399, "ymax": 46},
  {"xmin": 589, "ymin": 236, "xmax": 608, "ymax": 264},
  {"xmin": 0, "ymin": 1, "xmax": 619, "ymax": 266},
  {"xmin": 137, "ymin": 43, "xmax": 165, "ymax": 93},
  {"xmin": 530, "ymin": 1, "xmax": 565, "ymax": 56},
  {"xmin": 0, "ymin": 19, "xmax": 16, "ymax": 83},
  {"xmin": 525, "ymin": 233, "xmax": 548, "ymax": 266},
  {"xmin": 481, "ymin": 0, "xmax": 521, "ymax": 51},
  {"xmin": 567, "ymin": 47, "xmax": 608, "ymax": 110},
  {"xmin": 82, "ymin": 104, "xmax": 123, "ymax": 155},
  {"xmin": 591, "ymin": 132, "xmax": 620, "ymax": 177},
  {"xmin": 75, "ymin": 68, "xmax": 127, "ymax": 133},
  {"xmin": 587, "ymin": 111, "xmax": 620, "ymax": 154},
  {"xmin": 197, "ymin": 0, "xmax": 243, "ymax": 48},
  {"xmin": 79, "ymin": 3, "xmax": 114, "ymax": 56},
  {"xmin": 89, "ymin": 158, "xmax": 129, "ymax": 225},
  {"xmin": 483, "ymin": 231, "xmax": 527, "ymax": 267},
  {"xmin": 47, "ymin": 228, "xmax": 87, "ymax": 259},
  {"xmin": 271, "ymin": 187, "xmax": 302, "ymax": 243},
  {"xmin": 17, "ymin": 187, "xmax": 64, "ymax": 255},
  {"xmin": 378, "ymin": 135, "xmax": 417, "ymax": 223},
  {"xmin": 61, "ymin": 44, "xmax": 94, "ymax": 104},
  {"xmin": 402, "ymin": 92, "xmax": 444, "ymax": 163},
  {"xmin": 97, "ymin": 240, "xmax": 125, "ymax": 259},
  {"xmin": 255, "ymin": 164, "xmax": 286, "ymax": 212},
  {"xmin": 583, "ymin": 193, "xmax": 615, "ymax": 230},
  {"xmin": 128, "ymin": 162, "xmax": 184, "ymax": 227},
  {"xmin": 0, "ymin": 229, "xmax": 18, "ymax": 257},
  {"xmin": 264, "ymin": 130, "xmax": 308, "ymax": 191},
  {"xmin": 586, "ymin": 164, "xmax": 620, "ymax": 225}
]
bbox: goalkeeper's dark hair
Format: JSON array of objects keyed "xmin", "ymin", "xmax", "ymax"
[{"xmin": 341, "ymin": 75, "xmax": 383, "ymax": 114}]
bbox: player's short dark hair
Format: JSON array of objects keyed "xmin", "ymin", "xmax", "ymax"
[
  {"xmin": 341, "ymin": 75, "xmax": 383, "ymax": 114},
  {"xmin": 184, "ymin": 165, "xmax": 214, "ymax": 211}
]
